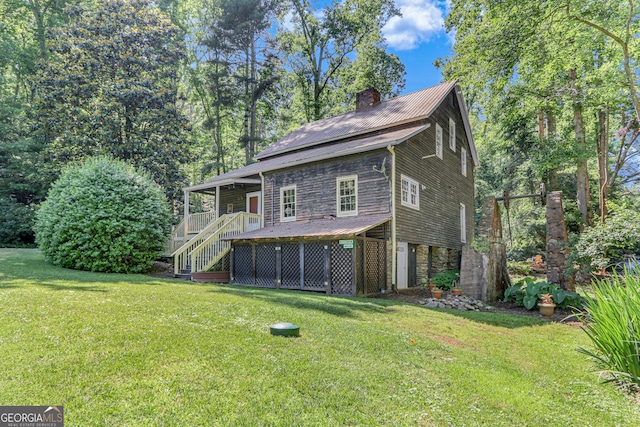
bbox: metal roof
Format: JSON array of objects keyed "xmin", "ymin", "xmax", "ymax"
[
  {"xmin": 255, "ymin": 81, "xmax": 458, "ymax": 160},
  {"xmin": 184, "ymin": 125, "xmax": 426, "ymax": 192},
  {"xmin": 227, "ymin": 214, "xmax": 391, "ymax": 241}
]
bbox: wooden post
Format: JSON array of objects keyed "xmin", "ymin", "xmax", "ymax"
[
  {"xmin": 275, "ymin": 245, "xmax": 282, "ymax": 289},
  {"xmin": 324, "ymin": 243, "xmax": 331, "ymax": 294},
  {"xmin": 184, "ymin": 190, "xmax": 190, "ymax": 236},
  {"xmin": 299, "ymin": 243, "xmax": 305, "ymax": 290},
  {"xmin": 229, "ymin": 247, "xmax": 235, "ymax": 283},
  {"xmin": 215, "ymin": 185, "xmax": 220, "ymax": 219}
]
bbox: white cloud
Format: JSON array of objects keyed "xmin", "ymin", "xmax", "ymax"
[{"xmin": 383, "ymin": 0, "xmax": 445, "ymax": 50}]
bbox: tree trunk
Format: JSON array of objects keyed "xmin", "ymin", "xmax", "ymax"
[
  {"xmin": 28, "ymin": 0, "xmax": 48, "ymax": 60},
  {"xmin": 569, "ymin": 69, "xmax": 591, "ymax": 228},
  {"xmin": 596, "ymin": 108, "xmax": 609, "ymax": 223}
]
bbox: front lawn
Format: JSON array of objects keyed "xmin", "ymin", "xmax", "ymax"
[{"xmin": 0, "ymin": 249, "xmax": 637, "ymax": 426}]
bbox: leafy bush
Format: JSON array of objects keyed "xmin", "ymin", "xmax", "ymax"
[
  {"xmin": 507, "ymin": 261, "xmax": 533, "ymax": 276},
  {"xmin": 430, "ymin": 270, "xmax": 459, "ymax": 291},
  {"xmin": 35, "ymin": 156, "xmax": 171, "ymax": 273},
  {"xmin": 572, "ymin": 205, "xmax": 640, "ymax": 272},
  {"xmin": 0, "ymin": 197, "xmax": 36, "ymax": 247},
  {"xmin": 503, "ymin": 277, "xmax": 583, "ymax": 310},
  {"xmin": 578, "ymin": 274, "xmax": 640, "ymax": 389}
]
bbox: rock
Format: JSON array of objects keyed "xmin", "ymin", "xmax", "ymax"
[{"xmin": 426, "ymin": 301, "xmax": 439, "ymax": 308}]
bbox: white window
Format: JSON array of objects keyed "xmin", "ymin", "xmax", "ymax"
[
  {"xmin": 449, "ymin": 117, "xmax": 456, "ymax": 151},
  {"xmin": 460, "ymin": 203, "xmax": 467, "ymax": 243},
  {"xmin": 226, "ymin": 203, "xmax": 233, "ymax": 214},
  {"xmin": 461, "ymin": 147, "xmax": 468, "ymax": 177},
  {"xmin": 401, "ymin": 175, "xmax": 419, "ymax": 209},
  {"xmin": 435, "ymin": 123, "xmax": 443, "ymax": 159},
  {"xmin": 280, "ymin": 185, "xmax": 296, "ymax": 222},
  {"xmin": 337, "ymin": 175, "xmax": 357, "ymax": 216}
]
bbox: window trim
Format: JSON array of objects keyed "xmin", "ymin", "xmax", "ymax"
[
  {"xmin": 461, "ymin": 147, "xmax": 468, "ymax": 177},
  {"xmin": 449, "ymin": 117, "xmax": 456, "ymax": 152},
  {"xmin": 460, "ymin": 203, "xmax": 467, "ymax": 243},
  {"xmin": 336, "ymin": 175, "xmax": 358, "ymax": 217},
  {"xmin": 280, "ymin": 184, "xmax": 297, "ymax": 222},
  {"xmin": 401, "ymin": 174, "xmax": 420, "ymax": 210},
  {"xmin": 435, "ymin": 123, "xmax": 443, "ymax": 159}
]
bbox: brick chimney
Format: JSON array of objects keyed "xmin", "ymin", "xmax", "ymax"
[{"xmin": 356, "ymin": 87, "xmax": 381, "ymax": 111}]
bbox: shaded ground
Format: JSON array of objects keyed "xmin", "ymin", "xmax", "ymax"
[
  {"xmin": 147, "ymin": 263, "xmax": 581, "ymax": 323},
  {"xmin": 378, "ymin": 286, "xmax": 582, "ymax": 324}
]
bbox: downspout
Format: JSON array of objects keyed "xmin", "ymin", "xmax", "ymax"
[
  {"xmin": 387, "ymin": 145, "xmax": 397, "ymax": 292},
  {"xmin": 259, "ymin": 172, "xmax": 265, "ymax": 228}
]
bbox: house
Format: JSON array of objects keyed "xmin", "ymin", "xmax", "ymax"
[{"xmin": 170, "ymin": 80, "xmax": 478, "ymax": 297}]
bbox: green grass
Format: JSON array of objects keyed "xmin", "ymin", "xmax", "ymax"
[{"xmin": 0, "ymin": 249, "xmax": 637, "ymax": 426}]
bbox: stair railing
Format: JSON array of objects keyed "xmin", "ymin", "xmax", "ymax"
[
  {"xmin": 190, "ymin": 212, "xmax": 262, "ymax": 273},
  {"xmin": 168, "ymin": 211, "xmax": 219, "ymax": 254},
  {"xmin": 172, "ymin": 214, "xmax": 231, "ymax": 276}
]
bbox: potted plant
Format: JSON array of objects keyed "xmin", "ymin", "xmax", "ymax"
[
  {"xmin": 428, "ymin": 282, "xmax": 436, "ymax": 291},
  {"xmin": 538, "ymin": 293, "xmax": 556, "ymax": 317},
  {"xmin": 452, "ymin": 287, "xmax": 462, "ymax": 296},
  {"xmin": 431, "ymin": 288, "xmax": 443, "ymax": 299}
]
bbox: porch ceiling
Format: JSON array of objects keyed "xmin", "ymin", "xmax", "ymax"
[
  {"xmin": 185, "ymin": 178, "xmax": 262, "ymax": 194},
  {"xmin": 226, "ymin": 214, "xmax": 391, "ymax": 241}
]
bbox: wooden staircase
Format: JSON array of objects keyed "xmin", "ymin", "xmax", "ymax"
[{"xmin": 170, "ymin": 212, "xmax": 261, "ymax": 280}]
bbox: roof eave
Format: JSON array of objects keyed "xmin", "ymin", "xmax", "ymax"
[{"xmin": 454, "ymin": 84, "xmax": 480, "ymax": 167}]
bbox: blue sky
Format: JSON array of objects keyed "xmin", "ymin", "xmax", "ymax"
[{"xmin": 381, "ymin": 0, "xmax": 452, "ymax": 94}]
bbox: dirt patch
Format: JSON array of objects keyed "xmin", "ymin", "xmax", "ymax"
[
  {"xmin": 146, "ymin": 261, "xmax": 175, "ymax": 279},
  {"xmin": 429, "ymin": 334, "xmax": 466, "ymax": 347}
]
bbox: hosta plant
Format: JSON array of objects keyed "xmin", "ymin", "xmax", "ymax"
[{"xmin": 503, "ymin": 277, "xmax": 583, "ymax": 310}]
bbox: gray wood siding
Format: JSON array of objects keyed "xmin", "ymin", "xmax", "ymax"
[
  {"xmin": 263, "ymin": 150, "xmax": 391, "ymax": 226},
  {"xmin": 394, "ymin": 92, "xmax": 474, "ymax": 249},
  {"xmin": 218, "ymin": 184, "xmax": 261, "ymax": 217}
]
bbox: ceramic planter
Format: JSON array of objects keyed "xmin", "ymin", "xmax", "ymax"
[
  {"xmin": 452, "ymin": 288, "xmax": 462, "ymax": 296},
  {"xmin": 538, "ymin": 303, "xmax": 556, "ymax": 317},
  {"xmin": 432, "ymin": 288, "xmax": 443, "ymax": 299}
]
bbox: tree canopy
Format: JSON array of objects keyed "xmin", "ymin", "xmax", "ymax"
[{"xmin": 31, "ymin": 0, "xmax": 193, "ymax": 199}]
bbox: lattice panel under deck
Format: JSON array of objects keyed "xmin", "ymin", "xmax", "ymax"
[
  {"xmin": 331, "ymin": 241, "xmax": 354, "ymax": 296},
  {"xmin": 234, "ymin": 245, "xmax": 253, "ymax": 285},
  {"xmin": 354, "ymin": 240, "xmax": 365, "ymax": 295},
  {"xmin": 303, "ymin": 242, "xmax": 325, "ymax": 290},
  {"xmin": 365, "ymin": 240, "xmax": 384, "ymax": 295},
  {"xmin": 281, "ymin": 243, "xmax": 300, "ymax": 289},
  {"xmin": 255, "ymin": 245, "xmax": 276, "ymax": 288}
]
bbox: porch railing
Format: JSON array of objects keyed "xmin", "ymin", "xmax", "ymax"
[
  {"xmin": 168, "ymin": 211, "xmax": 219, "ymax": 255},
  {"xmin": 190, "ymin": 212, "xmax": 262, "ymax": 274}
]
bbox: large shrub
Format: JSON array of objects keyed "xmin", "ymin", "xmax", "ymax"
[
  {"xmin": 0, "ymin": 197, "xmax": 36, "ymax": 247},
  {"xmin": 578, "ymin": 274, "xmax": 640, "ymax": 390},
  {"xmin": 572, "ymin": 205, "xmax": 640, "ymax": 272},
  {"xmin": 35, "ymin": 156, "xmax": 171, "ymax": 273}
]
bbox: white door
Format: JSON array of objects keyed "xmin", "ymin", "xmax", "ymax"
[{"xmin": 397, "ymin": 242, "xmax": 408, "ymax": 289}]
